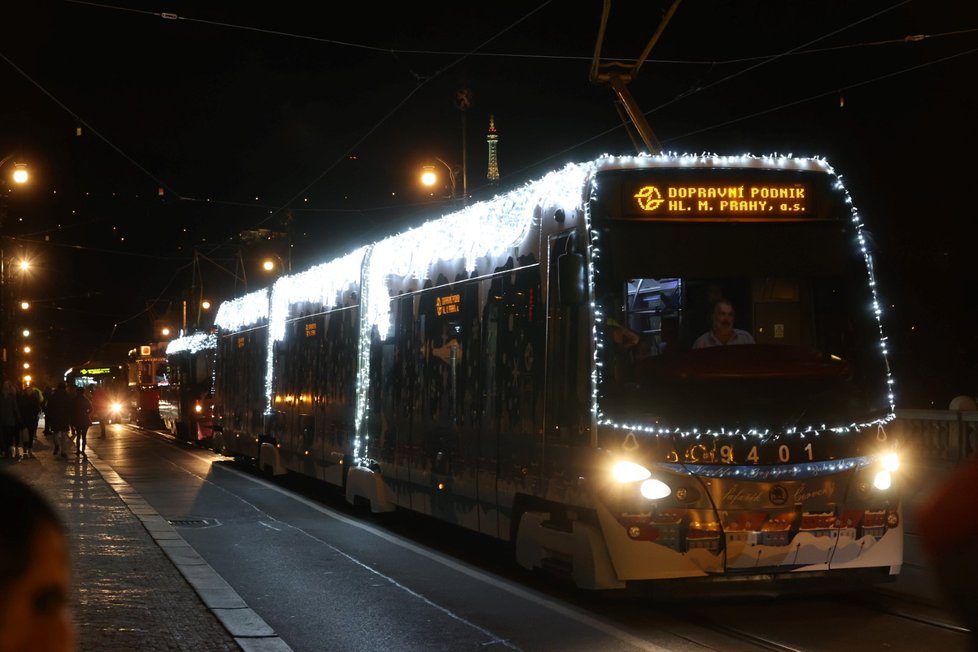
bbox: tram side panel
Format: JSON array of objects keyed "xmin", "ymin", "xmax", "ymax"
[
  {"xmin": 372, "ymin": 254, "xmax": 545, "ymax": 540},
  {"xmin": 214, "ymin": 327, "xmax": 268, "ymax": 460},
  {"xmin": 273, "ymin": 302, "xmax": 359, "ymax": 488}
]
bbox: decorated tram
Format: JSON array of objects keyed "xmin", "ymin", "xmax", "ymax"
[{"xmin": 210, "ymin": 154, "xmax": 900, "ymax": 590}]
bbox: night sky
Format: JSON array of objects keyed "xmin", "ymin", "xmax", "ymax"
[{"xmin": 0, "ymin": 0, "xmax": 976, "ymax": 408}]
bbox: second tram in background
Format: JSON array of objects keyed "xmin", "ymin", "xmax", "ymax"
[
  {"xmin": 209, "ymin": 153, "xmax": 901, "ymax": 592},
  {"xmin": 160, "ymin": 331, "xmax": 217, "ymax": 447},
  {"xmin": 126, "ymin": 343, "xmax": 167, "ymax": 429},
  {"xmin": 63, "ymin": 363, "xmax": 129, "ymax": 422}
]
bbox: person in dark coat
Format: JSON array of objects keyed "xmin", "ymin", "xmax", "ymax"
[
  {"xmin": 71, "ymin": 386, "xmax": 92, "ymax": 457},
  {"xmin": 0, "ymin": 379, "xmax": 22, "ymax": 460},
  {"xmin": 16, "ymin": 385, "xmax": 42, "ymax": 459},
  {"xmin": 45, "ymin": 383, "xmax": 73, "ymax": 459},
  {"xmin": 42, "ymin": 384, "xmax": 55, "ymax": 436}
]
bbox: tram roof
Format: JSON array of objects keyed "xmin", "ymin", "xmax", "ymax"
[{"xmin": 215, "ymin": 153, "xmax": 841, "ymax": 336}]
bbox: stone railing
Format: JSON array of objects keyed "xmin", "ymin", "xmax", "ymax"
[{"xmin": 890, "ymin": 408, "xmax": 978, "ymax": 464}]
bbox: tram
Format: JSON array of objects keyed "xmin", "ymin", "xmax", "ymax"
[
  {"xmin": 212, "ymin": 154, "xmax": 900, "ymax": 590},
  {"xmin": 64, "ymin": 363, "xmax": 129, "ymax": 423},
  {"xmin": 126, "ymin": 343, "xmax": 167, "ymax": 429},
  {"xmin": 160, "ymin": 330, "xmax": 217, "ymax": 446}
]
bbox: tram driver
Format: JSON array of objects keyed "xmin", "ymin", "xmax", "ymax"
[{"xmin": 692, "ymin": 298, "xmax": 755, "ymax": 348}]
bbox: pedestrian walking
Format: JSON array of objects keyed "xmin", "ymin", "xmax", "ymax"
[
  {"xmin": 0, "ymin": 379, "xmax": 23, "ymax": 460},
  {"xmin": 45, "ymin": 382, "xmax": 73, "ymax": 460},
  {"xmin": 91, "ymin": 384, "xmax": 110, "ymax": 437},
  {"xmin": 42, "ymin": 384, "xmax": 55, "ymax": 436},
  {"xmin": 71, "ymin": 386, "xmax": 93, "ymax": 457},
  {"xmin": 17, "ymin": 384, "xmax": 42, "ymax": 459}
]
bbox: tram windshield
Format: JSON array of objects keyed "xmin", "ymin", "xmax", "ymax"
[{"xmin": 593, "ymin": 219, "xmax": 890, "ymax": 431}]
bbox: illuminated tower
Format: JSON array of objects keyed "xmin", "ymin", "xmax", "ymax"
[{"xmin": 486, "ymin": 115, "xmax": 499, "ymax": 186}]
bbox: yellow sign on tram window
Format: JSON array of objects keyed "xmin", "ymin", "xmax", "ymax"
[
  {"xmin": 305, "ymin": 322, "xmax": 317, "ymax": 337},
  {"xmin": 435, "ymin": 293, "xmax": 461, "ymax": 316},
  {"xmin": 630, "ymin": 181, "xmax": 813, "ymax": 219}
]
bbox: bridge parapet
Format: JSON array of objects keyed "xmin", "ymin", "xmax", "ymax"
[{"xmin": 892, "ymin": 409, "xmax": 978, "ymax": 464}]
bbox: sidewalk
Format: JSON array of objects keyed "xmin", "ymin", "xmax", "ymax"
[{"xmin": 1, "ymin": 428, "xmax": 287, "ymax": 652}]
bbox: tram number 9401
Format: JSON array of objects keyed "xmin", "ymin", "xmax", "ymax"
[{"xmin": 667, "ymin": 441, "xmax": 819, "ymax": 465}]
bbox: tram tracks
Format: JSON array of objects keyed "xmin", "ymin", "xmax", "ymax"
[
  {"xmin": 843, "ymin": 590, "xmax": 970, "ymax": 635},
  {"xmin": 636, "ymin": 585, "xmax": 971, "ymax": 652}
]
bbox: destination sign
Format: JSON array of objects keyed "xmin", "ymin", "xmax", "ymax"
[
  {"xmin": 435, "ymin": 293, "xmax": 461, "ymax": 316},
  {"xmin": 79, "ymin": 367, "xmax": 112, "ymax": 375},
  {"xmin": 628, "ymin": 180, "xmax": 814, "ymax": 219}
]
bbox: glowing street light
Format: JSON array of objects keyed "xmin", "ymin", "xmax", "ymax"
[
  {"xmin": 11, "ymin": 163, "xmax": 28, "ymax": 185},
  {"xmin": 420, "ymin": 157, "xmax": 460, "ymax": 204},
  {"xmin": 1, "ymin": 155, "xmax": 30, "ymax": 377},
  {"xmin": 1, "ymin": 156, "xmax": 28, "ymax": 185},
  {"xmin": 19, "ymin": 300, "xmax": 29, "ymax": 310},
  {"xmin": 261, "ymin": 255, "xmax": 288, "ymax": 275}
]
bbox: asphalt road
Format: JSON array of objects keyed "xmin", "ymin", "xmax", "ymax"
[{"xmin": 82, "ymin": 424, "xmax": 972, "ymax": 652}]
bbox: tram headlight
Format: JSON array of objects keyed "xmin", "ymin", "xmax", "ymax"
[
  {"xmin": 872, "ymin": 470, "xmax": 892, "ymax": 491},
  {"xmin": 871, "ymin": 451, "xmax": 899, "ymax": 490},
  {"xmin": 110, "ymin": 402, "xmax": 122, "ymax": 415},
  {"xmin": 881, "ymin": 452, "xmax": 899, "ymax": 473},
  {"xmin": 640, "ymin": 478, "xmax": 672, "ymax": 500},
  {"xmin": 611, "ymin": 461, "xmax": 672, "ymax": 500},
  {"xmin": 612, "ymin": 461, "xmax": 651, "ymax": 483}
]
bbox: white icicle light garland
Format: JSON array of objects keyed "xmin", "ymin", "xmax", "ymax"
[
  {"xmin": 165, "ymin": 331, "xmax": 217, "ymax": 355},
  {"xmin": 589, "ymin": 153, "xmax": 895, "ymax": 439},
  {"xmin": 214, "ymin": 288, "xmax": 270, "ymax": 331},
  {"xmin": 212, "ymin": 153, "xmax": 895, "ymax": 459}
]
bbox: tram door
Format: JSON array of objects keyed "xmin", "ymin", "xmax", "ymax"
[{"xmin": 544, "ymin": 231, "xmax": 591, "ymax": 476}]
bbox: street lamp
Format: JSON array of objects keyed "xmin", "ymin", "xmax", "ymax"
[
  {"xmin": 420, "ymin": 157, "xmax": 460, "ymax": 204},
  {"xmin": 0, "ymin": 155, "xmax": 30, "ymax": 378},
  {"xmin": 1, "ymin": 156, "xmax": 29, "ymax": 186},
  {"xmin": 261, "ymin": 254, "xmax": 288, "ymax": 276},
  {"xmin": 11, "ymin": 164, "xmax": 28, "ymax": 185}
]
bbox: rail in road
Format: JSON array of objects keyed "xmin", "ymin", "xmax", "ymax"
[{"xmin": 69, "ymin": 413, "xmax": 974, "ymax": 651}]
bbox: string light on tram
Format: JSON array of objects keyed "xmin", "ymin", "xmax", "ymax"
[
  {"xmin": 589, "ymin": 153, "xmax": 894, "ymax": 443},
  {"xmin": 214, "ymin": 154, "xmax": 895, "ymax": 463}
]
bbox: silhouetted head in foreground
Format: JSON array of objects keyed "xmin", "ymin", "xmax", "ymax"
[{"xmin": 0, "ymin": 472, "xmax": 74, "ymax": 652}]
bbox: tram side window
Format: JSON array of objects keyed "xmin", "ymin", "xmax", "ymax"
[{"xmin": 622, "ymin": 278, "xmax": 683, "ymax": 356}]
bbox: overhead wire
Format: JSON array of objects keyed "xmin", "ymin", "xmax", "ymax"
[
  {"xmin": 29, "ymin": 0, "xmax": 972, "ymax": 217},
  {"xmin": 4, "ymin": 0, "xmax": 976, "ymax": 343}
]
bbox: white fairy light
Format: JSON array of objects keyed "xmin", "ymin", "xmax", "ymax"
[
  {"xmin": 590, "ymin": 153, "xmax": 895, "ymax": 439},
  {"xmin": 213, "ymin": 153, "xmax": 895, "ymax": 463},
  {"xmin": 214, "ymin": 288, "xmax": 270, "ymax": 331},
  {"xmin": 165, "ymin": 331, "xmax": 217, "ymax": 355}
]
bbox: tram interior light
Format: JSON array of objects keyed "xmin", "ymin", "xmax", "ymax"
[{"xmin": 612, "ymin": 461, "xmax": 651, "ymax": 483}]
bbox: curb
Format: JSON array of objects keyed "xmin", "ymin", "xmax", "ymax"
[{"xmin": 84, "ymin": 448, "xmax": 293, "ymax": 652}]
